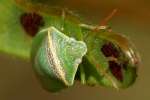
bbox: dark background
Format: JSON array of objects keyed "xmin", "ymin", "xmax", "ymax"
[{"xmin": 0, "ymin": 0, "xmax": 150, "ymax": 100}]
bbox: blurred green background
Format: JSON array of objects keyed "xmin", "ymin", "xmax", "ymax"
[{"xmin": 0, "ymin": 0, "xmax": 150, "ymax": 100}]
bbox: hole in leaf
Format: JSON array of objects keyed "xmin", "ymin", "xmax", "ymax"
[
  {"xmin": 101, "ymin": 42, "xmax": 120, "ymax": 58},
  {"xmin": 20, "ymin": 12, "xmax": 44, "ymax": 37},
  {"xmin": 109, "ymin": 61, "xmax": 123, "ymax": 81}
]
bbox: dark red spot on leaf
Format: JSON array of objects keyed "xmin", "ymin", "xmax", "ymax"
[
  {"xmin": 109, "ymin": 61, "xmax": 123, "ymax": 81},
  {"xmin": 20, "ymin": 12, "xmax": 44, "ymax": 37},
  {"xmin": 101, "ymin": 42, "xmax": 120, "ymax": 58}
]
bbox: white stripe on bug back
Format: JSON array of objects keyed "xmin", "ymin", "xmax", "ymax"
[{"xmin": 46, "ymin": 27, "xmax": 69, "ymax": 86}]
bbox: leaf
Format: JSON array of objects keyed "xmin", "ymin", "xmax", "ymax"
[
  {"xmin": 80, "ymin": 28, "xmax": 139, "ymax": 89},
  {"xmin": 0, "ymin": 0, "xmax": 32, "ymax": 59},
  {"xmin": 31, "ymin": 27, "xmax": 87, "ymax": 92},
  {"xmin": 0, "ymin": 0, "xmax": 82, "ymax": 59}
]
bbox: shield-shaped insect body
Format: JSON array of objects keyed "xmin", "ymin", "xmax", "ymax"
[{"xmin": 31, "ymin": 27, "xmax": 87, "ymax": 92}]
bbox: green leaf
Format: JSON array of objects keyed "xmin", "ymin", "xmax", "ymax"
[
  {"xmin": 0, "ymin": 0, "xmax": 32, "ymax": 59},
  {"xmin": 80, "ymin": 28, "xmax": 139, "ymax": 89},
  {"xmin": 0, "ymin": 0, "xmax": 82, "ymax": 59}
]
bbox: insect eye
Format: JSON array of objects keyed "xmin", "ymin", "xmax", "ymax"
[{"xmin": 20, "ymin": 12, "xmax": 44, "ymax": 37}]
